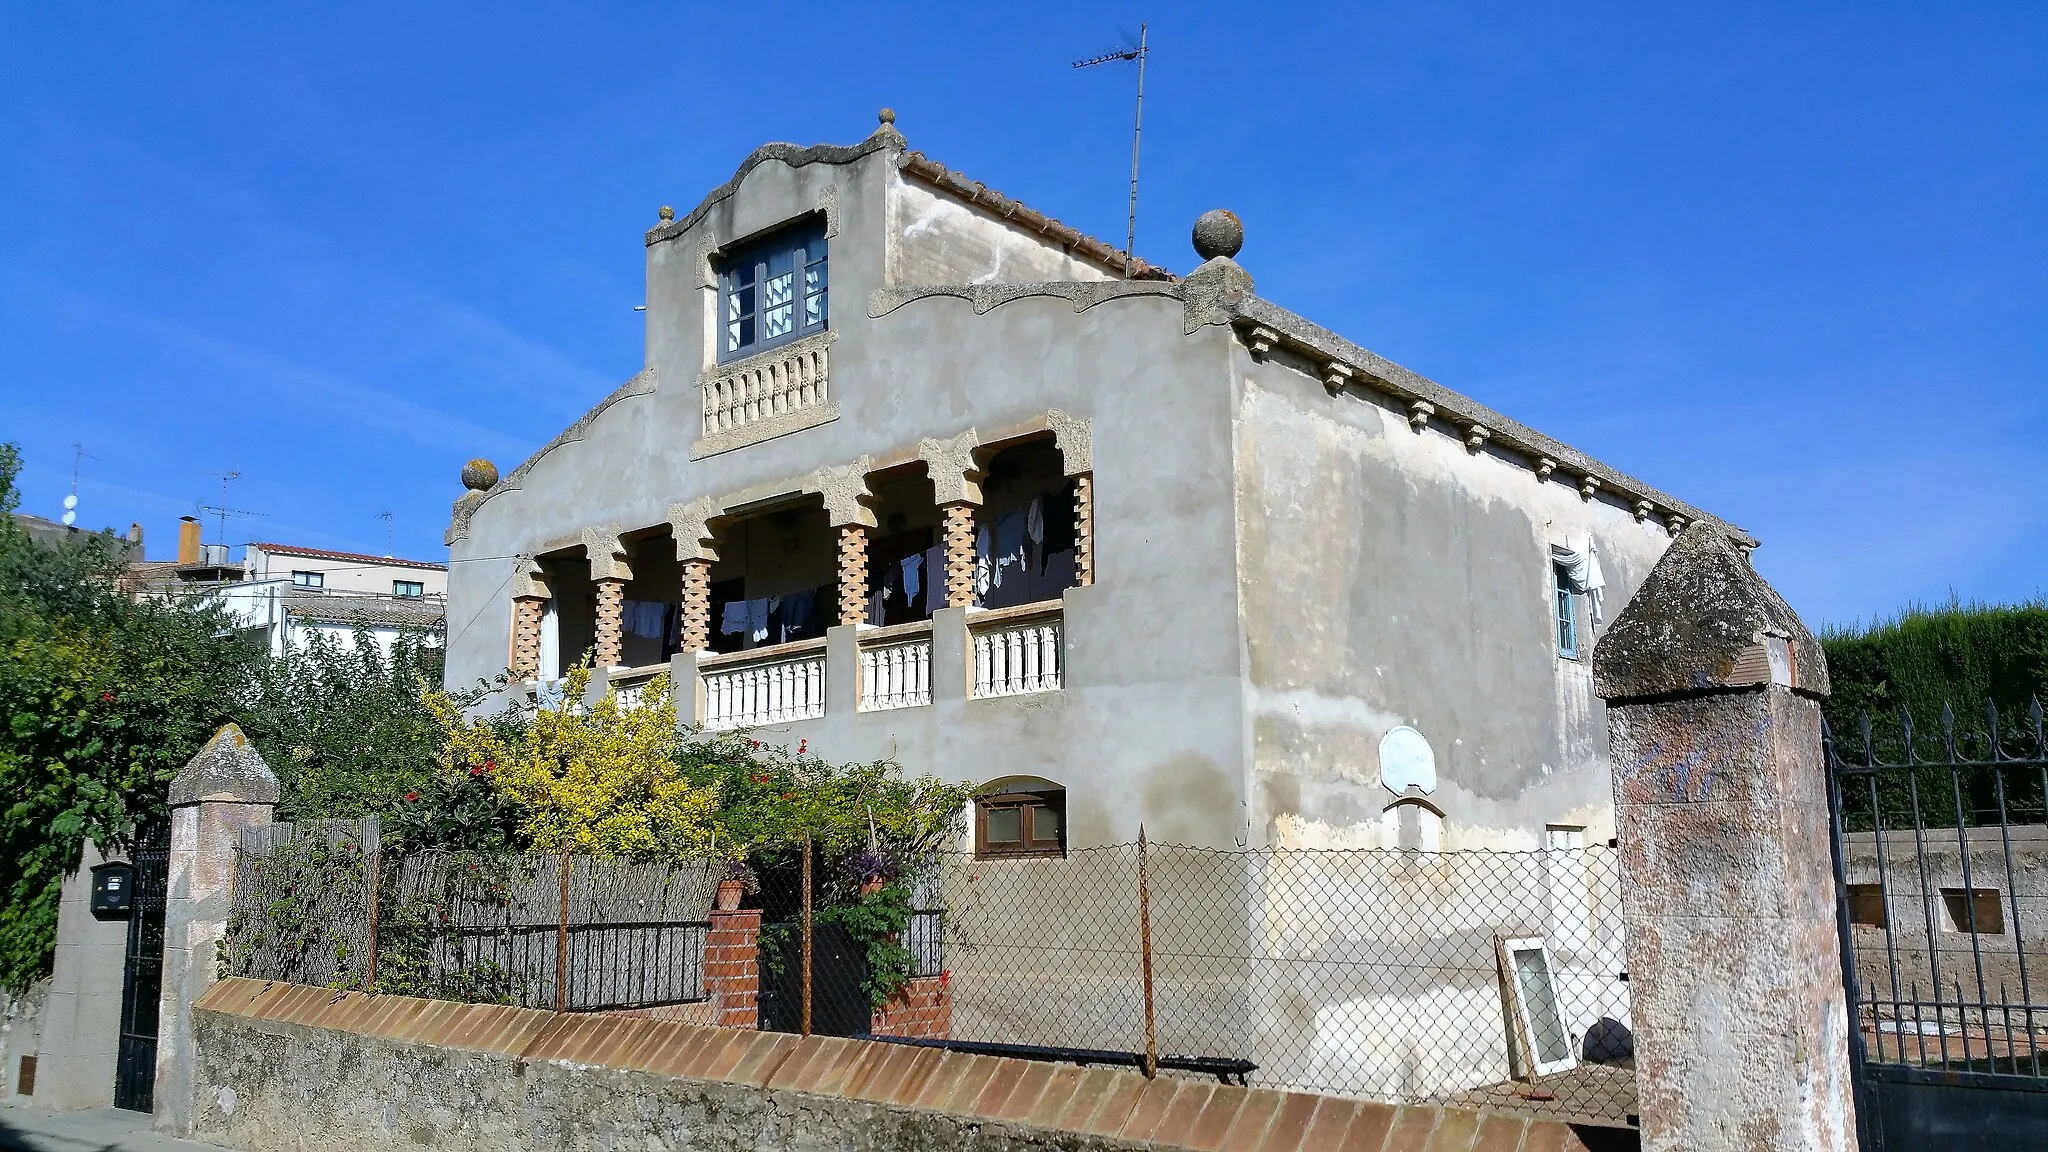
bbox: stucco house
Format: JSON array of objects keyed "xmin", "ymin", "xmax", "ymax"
[{"xmin": 442, "ymin": 110, "xmax": 1748, "ymax": 860}]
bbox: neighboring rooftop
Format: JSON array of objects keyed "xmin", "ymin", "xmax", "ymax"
[
  {"xmin": 282, "ymin": 588, "xmax": 445, "ymax": 629},
  {"xmin": 249, "ymin": 541, "xmax": 447, "ymax": 571}
]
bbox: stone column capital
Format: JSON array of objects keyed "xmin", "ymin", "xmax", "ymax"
[
  {"xmin": 168, "ymin": 724, "xmax": 279, "ymax": 808},
  {"xmin": 509, "ymin": 556, "xmax": 553, "ymax": 601},
  {"xmin": 1593, "ymin": 521, "xmax": 1829, "ymax": 703},
  {"xmin": 667, "ymin": 496, "xmax": 722, "ymax": 563},
  {"xmin": 810, "ymin": 457, "xmax": 878, "ymax": 528},
  {"xmin": 918, "ymin": 430, "xmax": 984, "ymax": 507},
  {"xmin": 579, "ymin": 525, "xmax": 633, "ymax": 583}
]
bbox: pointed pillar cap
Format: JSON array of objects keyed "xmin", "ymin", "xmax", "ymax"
[
  {"xmin": 168, "ymin": 723, "xmax": 280, "ymax": 807},
  {"xmin": 1593, "ymin": 522, "xmax": 1829, "ymax": 702}
]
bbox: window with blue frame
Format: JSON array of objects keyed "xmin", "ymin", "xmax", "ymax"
[
  {"xmin": 717, "ymin": 218, "xmax": 827, "ymax": 362},
  {"xmin": 1553, "ymin": 562, "xmax": 1579, "ymax": 658}
]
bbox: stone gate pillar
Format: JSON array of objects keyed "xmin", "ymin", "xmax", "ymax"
[
  {"xmin": 1592, "ymin": 523, "xmax": 1855, "ymax": 1152},
  {"xmin": 154, "ymin": 724, "xmax": 276, "ymax": 1136}
]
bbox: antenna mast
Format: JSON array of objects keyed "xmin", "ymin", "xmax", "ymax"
[
  {"xmin": 1073, "ymin": 22, "xmax": 1149, "ymax": 278},
  {"xmin": 377, "ymin": 510, "xmax": 394, "ymax": 557},
  {"xmin": 195, "ymin": 470, "xmax": 265, "ymax": 557},
  {"xmin": 63, "ymin": 442, "xmax": 97, "ymax": 527}
]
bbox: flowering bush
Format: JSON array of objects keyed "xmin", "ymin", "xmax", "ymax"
[{"xmin": 424, "ymin": 666, "xmax": 718, "ymax": 858}]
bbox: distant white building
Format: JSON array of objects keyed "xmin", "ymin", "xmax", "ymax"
[{"xmin": 220, "ymin": 542, "xmax": 446, "ymax": 659}]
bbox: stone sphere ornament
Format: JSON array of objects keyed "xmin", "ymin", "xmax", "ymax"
[
  {"xmin": 461, "ymin": 459, "xmax": 499, "ymax": 491},
  {"xmin": 1191, "ymin": 209, "xmax": 1244, "ymax": 261}
]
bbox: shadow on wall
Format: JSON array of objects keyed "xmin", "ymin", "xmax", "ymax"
[{"xmin": 1139, "ymin": 753, "xmax": 1238, "ymax": 846}]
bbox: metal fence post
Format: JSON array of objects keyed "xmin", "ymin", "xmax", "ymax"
[
  {"xmin": 556, "ymin": 852, "xmax": 571, "ymax": 1013},
  {"xmin": 801, "ymin": 832, "xmax": 814, "ymax": 1037},
  {"xmin": 1138, "ymin": 825, "xmax": 1157, "ymax": 1078}
]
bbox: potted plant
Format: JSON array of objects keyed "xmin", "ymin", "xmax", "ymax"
[
  {"xmin": 716, "ymin": 859, "xmax": 755, "ymax": 911},
  {"xmin": 844, "ymin": 848, "xmax": 898, "ymax": 898}
]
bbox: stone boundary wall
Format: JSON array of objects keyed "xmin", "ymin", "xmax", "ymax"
[{"xmin": 190, "ymin": 978, "xmax": 1628, "ymax": 1152}]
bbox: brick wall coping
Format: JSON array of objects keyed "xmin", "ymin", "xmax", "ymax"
[{"xmin": 195, "ymin": 978, "xmax": 1622, "ymax": 1152}]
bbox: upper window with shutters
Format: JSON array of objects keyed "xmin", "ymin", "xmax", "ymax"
[{"xmin": 717, "ymin": 218, "xmax": 828, "ymax": 363}]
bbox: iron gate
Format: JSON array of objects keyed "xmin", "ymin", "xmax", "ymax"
[
  {"xmin": 1825, "ymin": 702, "xmax": 2048, "ymax": 1149},
  {"xmin": 113, "ymin": 827, "xmax": 169, "ymax": 1113}
]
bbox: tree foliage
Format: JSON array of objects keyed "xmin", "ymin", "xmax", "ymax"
[
  {"xmin": 0, "ymin": 443, "xmax": 261, "ymax": 991},
  {"xmin": 240, "ymin": 626, "xmax": 448, "ymax": 822},
  {"xmin": 1821, "ymin": 598, "xmax": 2048, "ymax": 744}
]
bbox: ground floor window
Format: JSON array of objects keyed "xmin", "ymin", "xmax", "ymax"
[{"xmin": 976, "ymin": 788, "xmax": 1066, "ymax": 858}]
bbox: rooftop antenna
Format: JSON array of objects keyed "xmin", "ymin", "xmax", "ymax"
[
  {"xmin": 377, "ymin": 510, "xmax": 394, "ymax": 557},
  {"xmin": 62, "ymin": 442, "xmax": 98, "ymax": 526},
  {"xmin": 1073, "ymin": 21, "xmax": 1149, "ymax": 278},
  {"xmin": 195, "ymin": 470, "xmax": 265, "ymax": 556}
]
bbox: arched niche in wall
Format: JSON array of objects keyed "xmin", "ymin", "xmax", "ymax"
[{"xmin": 1381, "ymin": 796, "xmax": 1446, "ymax": 854}]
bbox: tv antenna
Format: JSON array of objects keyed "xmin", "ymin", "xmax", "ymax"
[
  {"xmin": 1073, "ymin": 22, "xmax": 1149, "ymax": 278},
  {"xmin": 195, "ymin": 470, "xmax": 265, "ymax": 553},
  {"xmin": 62, "ymin": 442, "xmax": 98, "ymax": 526},
  {"xmin": 377, "ymin": 510, "xmax": 394, "ymax": 557}
]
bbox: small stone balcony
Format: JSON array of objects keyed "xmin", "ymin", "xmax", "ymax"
[{"xmin": 600, "ymin": 598, "xmax": 1067, "ymax": 731}]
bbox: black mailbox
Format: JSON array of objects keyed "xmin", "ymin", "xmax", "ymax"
[{"xmin": 90, "ymin": 861, "xmax": 134, "ymax": 919}]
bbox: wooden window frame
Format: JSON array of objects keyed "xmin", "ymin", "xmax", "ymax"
[
  {"xmin": 975, "ymin": 790, "xmax": 1066, "ymax": 859},
  {"xmin": 716, "ymin": 218, "xmax": 828, "ymax": 363},
  {"xmin": 1553, "ymin": 562, "xmax": 1579, "ymax": 659}
]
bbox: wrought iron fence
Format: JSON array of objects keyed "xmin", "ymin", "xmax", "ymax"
[
  {"xmin": 1827, "ymin": 702, "xmax": 2048, "ymax": 1081},
  {"xmin": 225, "ymin": 826, "xmax": 719, "ymax": 1013}
]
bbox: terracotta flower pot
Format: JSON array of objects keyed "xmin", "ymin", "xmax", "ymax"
[{"xmin": 715, "ymin": 878, "xmax": 745, "ymax": 911}]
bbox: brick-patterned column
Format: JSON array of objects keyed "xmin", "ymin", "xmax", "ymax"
[
  {"xmin": 509, "ymin": 596, "xmax": 546, "ymax": 679},
  {"xmin": 941, "ymin": 503, "xmax": 976, "ymax": 609},
  {"xmin": 836, "ymin": 524, "xmax": 869, "ymax": 627},
  {"xmin": 704, "ymin": 909, "xmax": 760, "ymax": 1030},
  {"xmin": 1072, "ymin": 473, "xmax": 1095, "ymax": 587},
  {"xmin": 593, "ymin": 578, "xmax": 626, "ymax": 668},
  {"xmin": 678, "ymin": 559, "xmax": 711, "ymax": 652},
  {"xmin": 1593, "ymin": 523, "xmax": 1854, "ymax": 1152}
]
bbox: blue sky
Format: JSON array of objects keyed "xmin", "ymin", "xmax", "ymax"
[{"xmin": 2, "ymin": 3, "xmax": 2041, "ymax": 629}]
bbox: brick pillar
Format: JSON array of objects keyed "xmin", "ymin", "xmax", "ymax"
[
  {"xmin": 509, "ymin": 596, "xmax": 546, "ymax": 679},
  {"xmin": 704, "ymin": 909, "xmax": 760, "ymax": 1030},
  {"xmin": 678, "ymin": 559, "xmax": 711, "ymax": 653},
  {"xmin": 155, "ymin": 725, "xmax": 277, "ymax": 1137},
  {"xmin": 836, "ymin": 524, "xmax": 868, "ymax": 627},
  {"xmin": 941, "ymin": 503, "xmax": 976, "ymax": 609},
  {"xmin": 1072, "ymin": 473, "xmax": 1095, "ymax": 587},
  {"xmin": 1592, "ymin": 523, "xmax": 1854, "ymax": 1152},
  {"xmin": 593, "ymin": 578, "xmax": 626, "ymax": 668}
]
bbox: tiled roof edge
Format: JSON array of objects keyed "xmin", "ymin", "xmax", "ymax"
[
  {"xmin": 895, "ymin": 151, "xmax": 1174, "ymax": 282},
  {"xmin": 1228, "ymin": 295, "xmax": 1754, "ymax": 546},
  {"xmin": 645, "ymin": 129, "xmax": 904, "ymax": 248}
]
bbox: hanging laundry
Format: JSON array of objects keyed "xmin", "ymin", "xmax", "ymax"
[
  {"xmin": 1025, "ymin": 496, "xmax": 1045, "ymax": 573},
  {"xmin": 992, "ymin": 509, "xmax": 1026, "ymax": 589},
  {"xmin": 923, "ymin": 544, "xmax": 946, "ymax": 613},
  {"xmin": 748, "ymin": 598, "xmax": 771, "ymax": 643},
  {"xmin": 901, "ymin": 553, "xmax": 922, "ymax": 604},
  {"xmin": 780, "ymin": 588, "xmax": 816, "ymax": 642},
  {"xmin": 720, "ymin": 600, "xmax": 749, "ymax": 636},
  {"xmin": 975, "ymin": 524, "xmax": 993, "ymax": 597}
]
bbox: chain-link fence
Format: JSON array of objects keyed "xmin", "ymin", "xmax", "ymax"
[
  {"xmin": 923, "ymin": 840, "xmax": 1634, "ymax": 1125},
  {"xmin": 226, "ymin": 828, "xmax": 1634, "ymax": 1125}
]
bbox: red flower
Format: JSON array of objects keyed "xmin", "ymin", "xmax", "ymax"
[
  {"xmin": 484, "ymin": 760, "xmax": 496, "ymax": 773},
  {"xmin": 470, "ymin": 765, "xmax": 484, "ymax": 776},
  {"xmin": 750, "ymin": 739, "xmax": 761, "ymax": 749},
  {"xmin": 405, "ymin": 791, "xmax": 419, "ymax": 802},
  {"xmin": 939, "ymin": 969, "xmax": 952, "ymax": 984},
  {"xmin": 797, "ymin": 739, "xmax": 808, "ymax": 755},
  {"xmin": 99, "ymin": 691, "xmax": 115, "ymax": 702}
]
